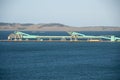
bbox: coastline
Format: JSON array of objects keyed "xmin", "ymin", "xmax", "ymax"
[{"xmin": 0, "ymin": 26, "xmax": 120, "ymax": 31}]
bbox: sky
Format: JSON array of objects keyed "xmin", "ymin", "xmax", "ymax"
[{"xmin": 0, "ymin": 0, "xmax": 120, "ymax": 27}]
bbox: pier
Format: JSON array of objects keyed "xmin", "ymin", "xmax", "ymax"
[
  {"xmin": 0, "ymin": 39, "xmax": 113, "ymax": 42},
  {"xmin": 0, "ymin": 31, "xmax": 120, "ymax": 42}
]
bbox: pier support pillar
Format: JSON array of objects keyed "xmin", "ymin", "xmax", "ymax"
[
  {"xmin": 49, "ymin": 38, "xmax": 52, "ymax": 41},
  {"xmin": 14, "ymin": 38, "xmax": 17, "ymax": 41},
  {"xmin": 25, "ymin": 39, "xmax": 29, "ymax": 41},
  {"xmin": 111, "ymin": 36, "xmax": 115, "ymax": 42},
  {"xmin": 37, "ymin": 38, "xmax": 41, "ymax": 41},
  {"xmin": 61, "ymin": 38, "xmax": 66, "ymax": 41},
  {"xmin": 70, "ymin": 38, "xmax": 73, "ymax": 41},
  {"xmin": 19, "ymin": 38, "xmax": 22, "ymax": 41},
  {"xmin": 74, "ymin": 38, "xmax": 78, "ymax": 41},
  {"xmin": 8, "ymin": 36, "xmax": 11, "ymax": 40}
]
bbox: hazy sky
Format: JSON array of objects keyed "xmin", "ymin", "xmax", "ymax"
[{"xmin": 0, "ymin": 0, "xmax": 120, "ymax": 27}]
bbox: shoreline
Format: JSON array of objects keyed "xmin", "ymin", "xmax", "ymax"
[{"xmin": 0, "ymin": 29, "xmax": 120, "ymax": 31}]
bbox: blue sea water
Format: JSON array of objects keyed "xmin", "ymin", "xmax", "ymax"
[{"xmin": 0, "ymin": 31, "xmax": 120, "ymax": 80}]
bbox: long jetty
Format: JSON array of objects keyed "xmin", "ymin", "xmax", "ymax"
[{"xmin": 0, "ymin": 31, "xmax": 120, "ymax": 42}]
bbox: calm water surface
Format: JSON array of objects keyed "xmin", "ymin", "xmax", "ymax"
[{"xmin": 0, "ymin": 31, "xmax": 120, "ymax": 80}]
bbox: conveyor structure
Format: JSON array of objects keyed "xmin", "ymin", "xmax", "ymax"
[{"xmin": 7, "ymin": 31, "xmax": 120, "ymax": 42}]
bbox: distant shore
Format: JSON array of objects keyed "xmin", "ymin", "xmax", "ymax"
[
  {"xmin": 0, "ymin": 26, "xmax": 120, "ymax": 31},
  {"xmin": 0, "ymin": 23, "xmax": 120, "ymax": 31}
]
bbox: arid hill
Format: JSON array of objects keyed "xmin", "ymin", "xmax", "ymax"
[{"xmin": 0, "ymin": 22, "xmax": 120, "ymax": 31}]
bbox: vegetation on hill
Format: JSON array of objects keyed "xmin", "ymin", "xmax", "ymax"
[
  {"xmin": 20, "ymin": 23, "xmax": 34, "ymax": 26},
  {"xmin": 0, "ymin": 22, "xmax": 14, "ymax": 26},
  {"xmin": 40, "ymin": 23, "xmax": 69, "ymax": 27},
  {"xmin": 0, "ymin": 22, "xmax": 69, "ymax": 27}
]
